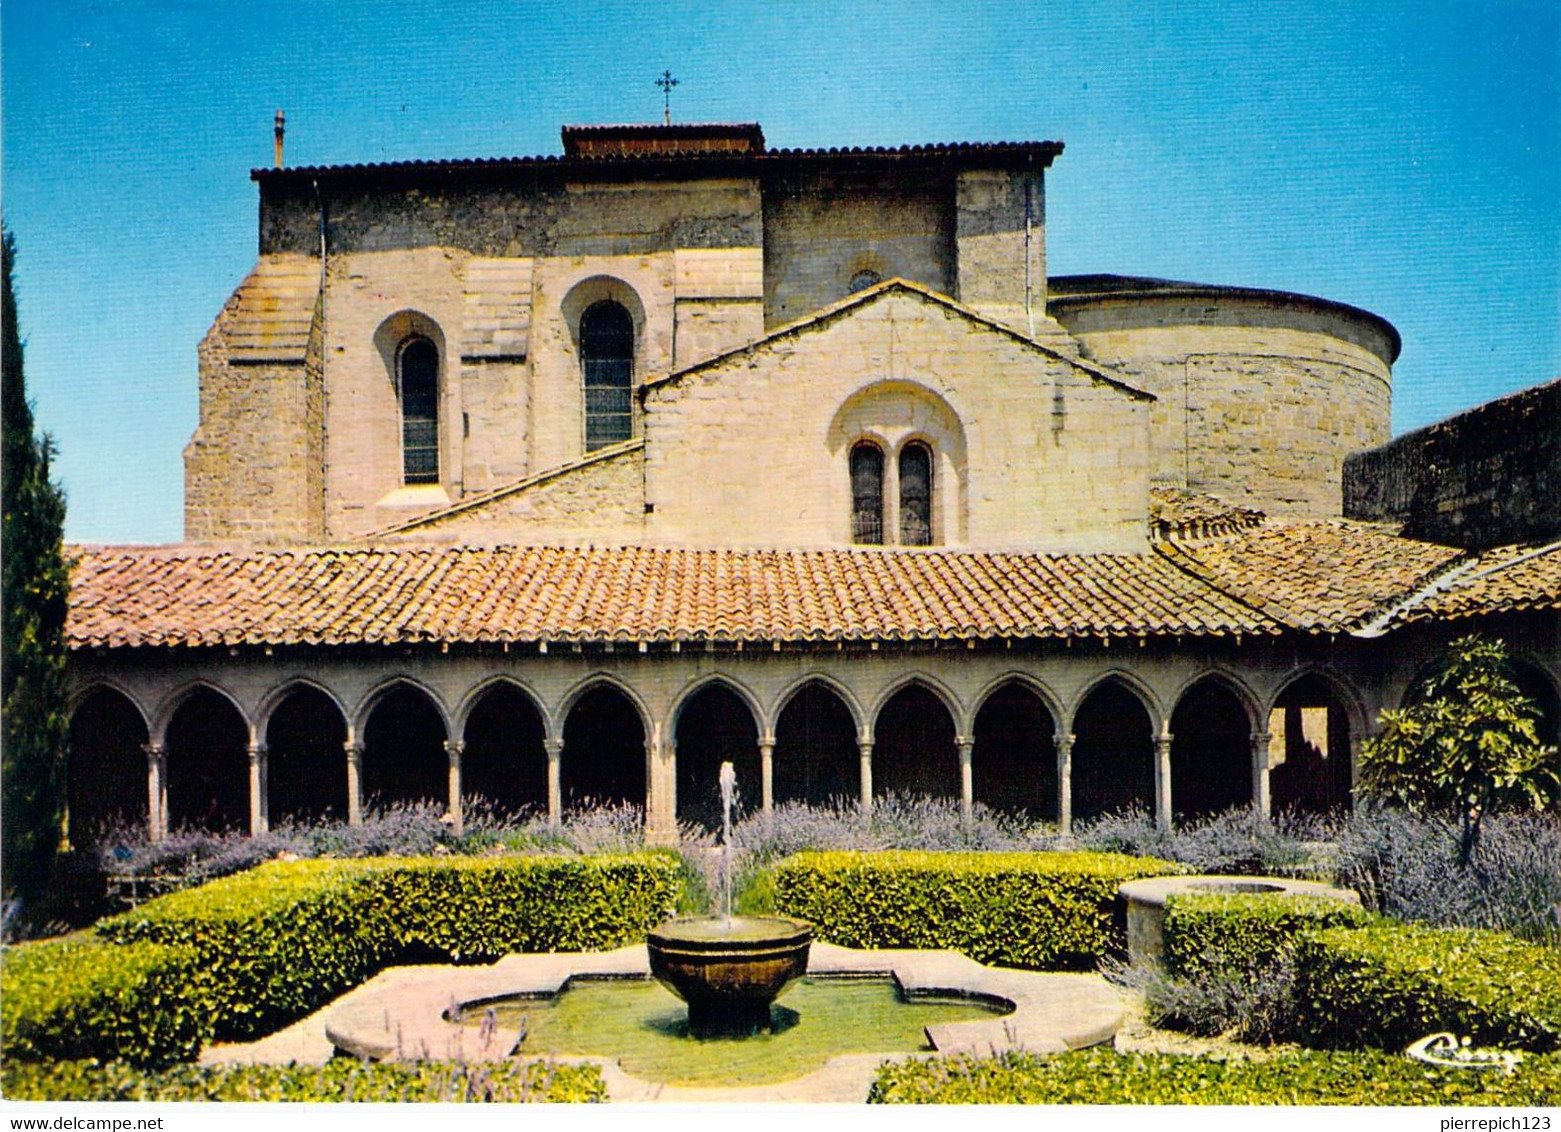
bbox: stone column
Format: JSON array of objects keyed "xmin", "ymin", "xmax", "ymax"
[
  {"xmin": 143, "ymin": 742, "xmax": 166, "ymax": 842},
  {"xmin": 1054, "ymin": 732, "xmax": 1074, "ymax": 835},
  {"xmin": 759, "ymin": 738, "xmax": 775, "ymax": 813},
  {"xmin": 545, "ymin": 737, "xmax": 564, "ymax": 828},
  {"xmin": 957, "ymin": 737, "xmax": 975, "ymax": 829},
  {"xmin": 645, "ymin": 728, "xmax": 678, "ymax": 846},
  {"xmin": 1348, "ymin": 726, "xmax": 1371, "ymax": 808},
  {"xmin": 444, "ymin": 739, "xmax": 465, "ymax": 836},
  {"xmin": 1153, "ymin": 732, "xmax": 1174, "ymax": 832},
  {"xmin": 857, "ymin": 739, "xmax": 874, "ymax": 817},
  {"xmin": 1250, "ymin": 730, "xmax": 1273, "ymax": 819},
  {"xmin": 344, "ymin": 740, "xmax": 364, "ymax": 826},
  {"xmin": 247, "ymin": 741, "xmax": 269, "ymax": 836}
]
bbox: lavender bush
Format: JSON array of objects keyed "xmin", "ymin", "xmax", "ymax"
[
  {"xmin": 1074, "ymin": 805, "xmax": 1333, "ymax": 877},
  {"xmin": 1335, "ymin": 805, "xmax": 1561, "ymax": 943}
]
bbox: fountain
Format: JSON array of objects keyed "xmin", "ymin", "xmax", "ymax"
[{"xmin": 645, "ymin": 762, "xmax": 813, "ymax": 1031}]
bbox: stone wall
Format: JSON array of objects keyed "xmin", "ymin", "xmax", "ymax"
[
  {"xmin": 379, "ymin": 443, "xmax": 647, "ymax": 545},
  {"xmin": 184, "ymin": 255, "xmax": 325, "ymax": 544},
  {"xmin": 1344, "ymin": 378, "xmax": 1561, "ymax": 549},
  {"xmin": 642, "ymin": 287, "xmax": 1152, "ymax": 553},
  {"xmin": 1053, "ymin": 295, "xmax": 1394, "ymax": 517},
  {"xmin": 761, "ymin": 170, "xmax": 955, "ymax": 327}
]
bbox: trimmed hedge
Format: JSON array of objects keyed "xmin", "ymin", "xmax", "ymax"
[
  {"xmin": 867, "ymin": 1048, "xmax": 1561, "ymax": 1105},
  {"xmin": 1, "ymin": 853, "xmax": 682, "ymax": 1066},
  {"xmin": 1, "ymin": 1056, "xmax": 607, "ymax": 1102},
  {"xmin": 1162, "ymin": 891, "xmax": 1374, "ymax": 978},
  {"xmin": 1295, "ymin": 923, "xmax": 1561, "ymax": 1052},
  {"xmin": 772, "ymin": 850, "xmax": 1185, "ymax": 969},
  {"xmin": 0, "ymin": 937, "xmax": 207, "ymax": 1069}
]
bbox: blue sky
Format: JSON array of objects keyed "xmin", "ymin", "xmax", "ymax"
[{"xmin": 4, "ymin": 1, "xmax": 1557, "ymax": 544}]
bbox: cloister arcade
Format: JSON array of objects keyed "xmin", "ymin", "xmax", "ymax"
[{"xmin": 62, "ymin": 636, "xmax": 1561, "ymax": 846}]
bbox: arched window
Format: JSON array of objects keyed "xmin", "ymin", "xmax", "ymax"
[
  {"xmin": 580, "ymin": 300, "xmax": 634, "ymax": 450},
  {"xmin": 899, "ymin": 441, "xmax": 932, "ymax": 545},
  {"xmin": 850, "ymin": 442, "xmax": 884, "ymax": 545},
  {"xmin": 398, "ymin": 336, "xmax": 439, "ymax": 484}
]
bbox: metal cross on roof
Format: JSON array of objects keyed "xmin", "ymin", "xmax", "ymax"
[{"xmin": 655, "ymin": 70, "xmax": 679, "ymax": 125}]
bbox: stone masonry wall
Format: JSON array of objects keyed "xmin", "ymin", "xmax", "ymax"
[
  {"xmin": 1344, "ymin": 378, "xmax": 1560, "ymax": 549},
  {"xmin": 762, "ymin": 170, "xmax": 955, "ymax": 327},
  {"xmin": 380, "ymin": 443, "xmax": 647, "ymax": 545},
  {"xmin": 1056, "ymin": 299, "xmax": 1393, "ymax": 517},
  {"xmin": 642, "ymin": 288, "xmax": 1151, "ymax": 553},
  {"xmin": 184, "ymin": 256, "xmax": 324, "ymax": 544}
]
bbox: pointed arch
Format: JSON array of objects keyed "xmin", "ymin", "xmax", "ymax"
[
  {"xmin": 163, "ymin": 685, "xmax": 249, "ymax": 832},
  {"xmin": 460, "ymin": 677, "xmax": 548, "ymax": 817},
  {"xmin": 552, "ymin": 673, "xmax": 653, "ymax": 741},
  {"xmin": 1170, "ymin": 673, "xmax": 1257, "ymax": 820},
  {"xmin": 352, "ymin": 676, "xmax": 452, "ymax": 739},
  {"xmin": 772, "ymin": 673, "xmax": 867, "ymax": 740},
  {"xmin": 869, "ymin": 672, "xmax": 967, "ymax": 737},
  {"xmin": 454, "ymin": 675, "xmax": 548, "ymax": 737},
  {"xmin": 673, "ymin": 678, "xmax": 762, "ymax": 830},
  {"xmin": 151, "ymin": 679, "xmax": 249, "ymax": 747},
  {"xmin": 971, "ymin": 676, "xmax": 1058, "ymax": 818},
  {"xmin": 264, "ymin": 682, "xmax": 349, "ymax": 824},
  {"xmin": 359, "ymin": 679, "xmax": 448, "ymax": 810},
  {"xmin": 1267, "ymin": 667, "xmax": 1362, "ymax": 815},
  {"xmin": 872, "ymin": 677, "xmax": 960, "ymax": 801},
  {"xmin": 68, "ymin": 684, "xmax": 151, "ymax": 841},
  {"xmin": 1067, "ymin": 669, "xmax": 1164, "ymax": 733},
  {"xmin": 256, "ymin": 677, "xmax": 349, "ymax": 737},
  {"xmin": 559, "ymin": 677, "xmax": 647, "ymax": 811},
  {"xmin": 772, "ymin": 678, "xmax": 862, "ymax": 808},
  {"xmin": 1070, "ymin": 673, "xmax": 1157, "ymax": 822}
]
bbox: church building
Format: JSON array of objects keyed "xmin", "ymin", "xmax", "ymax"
[{"xmin": 64, "ymin": 121, "xmax": 1561, "ymax": 842}]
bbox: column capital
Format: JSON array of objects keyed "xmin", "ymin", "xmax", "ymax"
[
  {"xmin": 955, "ymin": 736, "xmax": 975, "ymax": 753},
  {"xmin": 1054, "ymin": 731, "xmax": 1075, "ymax": 749},
  {"xmin": 444, "ymin": 739, "xmax": 466, "ymax": 759},
  {"xmin": 545, "ymin": 736, "xmax": 565, "ymax": 757},
  {"xmin": 142, "ymin": 740, "xmax": 166, "ymax": 758},
  {"xmin": 247, "ymin": 741, "xmax": 267, "ymax": 761},
  {"xmin": 758, "ymin": 735, "xmax": 776, "ymax": 751},
  {"xmin": 856, "ymin": 738, "xmax": 875, "ymax": 753}
]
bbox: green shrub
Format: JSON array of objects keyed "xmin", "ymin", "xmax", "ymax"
[
  {"xmin": 1163, "ymin": 892, "xmax": 1375, "ymax": 978},
  {"xmin": 867, "ymin": 1047, "xmax": 1561, "ymax": 1105},
  {"xmin": 1295, "ymin": 922, "xmax": 1561, "ymax": 1051},
  {"xmin": 97, "ymin": 859, "xmax": 396, "ymax": 1041},
  {"xmin": 772, "ymin": 850, "xmax": 1184, "ymax": 969},
  {"xmin": 1, "ymin": 1056, "xmax": 606, "ymax": 1102},
  {"xmin": 362, "ymin": 855, "xmax": 684, "ymax": 959},
  {"xmin": 95, "ymin": 854, "xmax": 682, "ymax": 1043},
  {"xmin": 0, "ymin": 937, "xmax": 206, "ymax": 1068}
]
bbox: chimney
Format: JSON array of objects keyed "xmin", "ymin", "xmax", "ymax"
[{"xmin": 274, "ymin": 110, "xmax": 285, "ymax": 168}]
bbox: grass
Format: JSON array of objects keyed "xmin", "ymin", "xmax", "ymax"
[{"xmin": 461, "ymin": 976, "xmax": 1006, "ymax": 1086}]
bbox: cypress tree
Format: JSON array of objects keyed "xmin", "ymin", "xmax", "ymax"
[{"xmin": 2, "ymin": 224, "xmax": 71, "ymax": 908}]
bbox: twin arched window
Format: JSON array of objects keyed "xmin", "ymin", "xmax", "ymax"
[
  {"xmin": 398, "ymin": 336, "xmax": 439, "ymax": 485},
  {"xmin": 850, "ymin": 440, "xmax": 933, "ymax": 546},
  {"xmin": 581, "ymin": 300, "xmax": 634, "ymax": 450}
]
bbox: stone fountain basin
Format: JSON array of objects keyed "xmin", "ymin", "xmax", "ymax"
[
  {"xmin": 647, "ymin": 915, "xmax": 812, "ymax": 1023},
  {"xmin": 317, "ymin": 943, "xmax": 1126, "ymax": 1101}
]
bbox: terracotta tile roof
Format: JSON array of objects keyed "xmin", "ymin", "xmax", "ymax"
[
  {"xmin": 1149, "ymin": 488, "xmax": 1266, "ymax": 542},
  {"xmin": 65, "ymin": 544, "xmax": 1275, "ymax": 651},
  {"xmin": 1389, "ymin": 541, "xmax": 1561, "ymax": 627},
  {"xmin": 1155, "ymin": 520, "xmax": 1466, "ymax": 632}
]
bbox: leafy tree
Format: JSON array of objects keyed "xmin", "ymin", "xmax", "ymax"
[
  {"xmin": 2, "ymin": 224, "xmax": 71, "ymax": 909},
  {"xmin": 1360, "ymin": 635, "xmax": 1559, "ymax": 866}
]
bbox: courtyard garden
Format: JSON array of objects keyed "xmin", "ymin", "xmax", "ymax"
[{"xmin": 2, "ymin": 794, "xmax": 1559, "ymax": 1104}]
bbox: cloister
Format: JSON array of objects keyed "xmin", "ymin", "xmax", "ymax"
[{"xmin": 64, "ymin": 631, "xmax": 1561, "ymax": 845}]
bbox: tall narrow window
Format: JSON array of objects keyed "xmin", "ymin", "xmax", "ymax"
[
  {"xmin": 900, "ymin": 442, "xmax": 933, "ymax": 546},
  {"xmin": 850, "ymin": 442, "xmax": 884, "ymax": 545},
  {"xmin": 399, "ymin": 336, "xmax": 439, "ymax": 484},
  {"xmin": 581, "ymin": 300, "xmax": 634, "ymax": 450}
]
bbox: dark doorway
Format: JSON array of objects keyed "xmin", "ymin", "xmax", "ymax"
[
  {"xmin": 361, "ymin": 684, "xmax": 447, "ymax": 810},
  {"xmin": 68, "ymin": 687, "xmax": 149, "ymax": 841},
  {"xmin": 774, "ymin": 682, "xmax": 859, "ymax": 807},
  {"xmin": 675, "ymin": 684, "xmax": 761, "ymax": 830},
  {"xmin": 1071, "ymin": 681, "xmax": 1155, "ymax": 822},
  {"xmin": 1170, "ymin": 678, "xmax": 1253, "ymax": 821},
  {"xmin": 872, "ymin": 684, "xmax": 958, "ymax": 800},
  {"xmin": 561, "ymin": 685, "xmax": 646, "ymax": 810},
  {"xmin": 463, "ymin": 683, "xmax": 548, "ymax": 817},
  {"xmin": 972, "ymin": 683, "xmax": 1057, "ymax": 818},
  {"xmin": 165, "ymin": 688, "xmax": 249, "ymax": 832},
  {"xmin": 266, "ymin": 686, "xmax": 349, "ymax": 824},
  {"xmin": 1269, "ymin": 674, "xmax": 1354, "ymax": 815}
]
